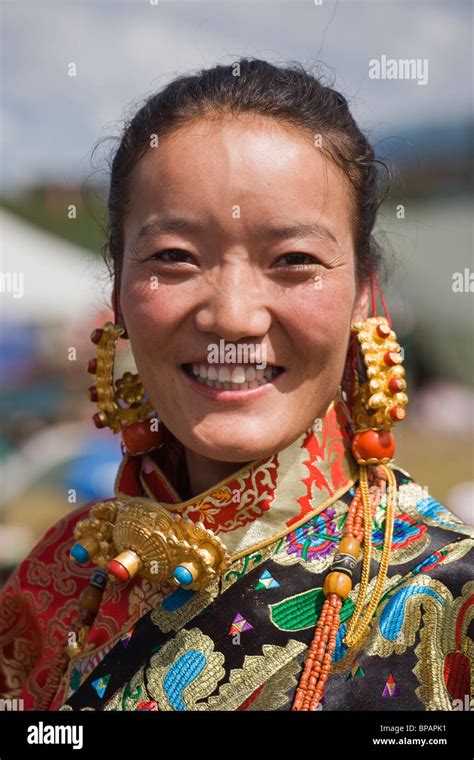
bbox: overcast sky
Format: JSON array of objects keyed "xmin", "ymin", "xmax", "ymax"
[{"xmin": 1, "ymin": 0, "xmax": 472, "ymax": 189}]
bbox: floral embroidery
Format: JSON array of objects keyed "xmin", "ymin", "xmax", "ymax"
[
  {"xmin": 372, "ymin": 512, "xmax": 430, "ymax": 564},
  {"xmin": 285, "ymin": 508, "xmax": 340, "ymax": 562},
  {"xmin": 136, "ymin": 700, "xmax": 158, "ymax": 711}
]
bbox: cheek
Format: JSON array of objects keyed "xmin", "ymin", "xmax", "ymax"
[
  {"xmin": 120, "ymin": 270, "xmax": 189, "ymax": 351},
  {"xmin": 281, "ymin": 275, "xmax": 355, "ymax": 359}
]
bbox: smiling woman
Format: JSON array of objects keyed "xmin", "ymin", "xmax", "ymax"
[{"xmin": 1, "ymin": 58, "xmax": 472, "ymax": 713}]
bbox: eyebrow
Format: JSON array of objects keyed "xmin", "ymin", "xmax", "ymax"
[
  {"xmin": 131, "ymin": 217, "xmax": 203, "ymax": 248},
  {"xmin": 131, "ymin": 216, "xmax": 338, "ymax": 248},
  {"xmin": 258, "ymin": 220, "xmax": 338, "ymax": 245}
]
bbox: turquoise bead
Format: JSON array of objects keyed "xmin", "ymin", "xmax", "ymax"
[
  {"xmin": 173, "ymin": 566, "xmax": 193, "ymax": 586},
  {"xmin": 71, "ymin": 543, "xmax": 89, "ymax": 564}
]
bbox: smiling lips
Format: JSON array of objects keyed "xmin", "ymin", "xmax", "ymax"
[{"xmin": 182, "ymin": 362, "xmax": 283, "ymax": 391}]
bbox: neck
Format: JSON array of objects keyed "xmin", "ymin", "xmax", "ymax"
[
  {"xmin": 184, "ymin": 447, "xmax": 251, "ymax": 497},
  {"xmin": 181, "ymin": 396, "xmax": 342, "ymax": 498}
]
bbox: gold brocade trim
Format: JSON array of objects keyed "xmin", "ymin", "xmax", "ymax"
[
  {"xmin": 203, "ymin": 639, "xmax": 307, "ymax": 711},
  {"xmin": 366, "ymin": 576, "xmax": 451, "ymax": 660},
  {"xmin": 414, "ymin": 580, "xmax": 474, "ymax": 711},
  {"xmin": 145, "ymin": 627, "xmax": 226, "ymax": 711},
  {"xmin": 246, "ymin": 656, "xmax": 305, "ymax": 711},
  {"xmin": 151, "ymin": 580, "xmax": 220, "ymax": 634},
  {"xmin": 103, "ymin": 636, "xmax": 307, "ymax": 711},
  {"xmin": 413, "ymin": 584, "xmax": 455, "ymax": 711}
]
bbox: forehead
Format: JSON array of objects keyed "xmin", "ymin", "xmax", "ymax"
[{"xmin": 124, "ymin": 115, "xmax": 354, "ymax": 243}]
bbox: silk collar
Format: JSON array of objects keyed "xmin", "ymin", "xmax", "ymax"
[{"xmin": 114, "ymin": 392, "xmax": 358, "ymax": 558}]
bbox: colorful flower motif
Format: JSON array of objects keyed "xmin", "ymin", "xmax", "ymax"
[
  {"xmin": 412, "ymin": 548, "xmax": 449, "ymax": 575},
  {"xmin": 285, "ymin": 508, "xmax": 339, "ymax": 562},
  {"xmin": 136, "ymin": 700, "xmax": 158, "ymax": 711},
  {"xmin": 373, "ymin": 513, "xmax": 426, "ymax": 551},
  {"xmin": 370, "ymin": 510, "xmax": 431, "ymax": 565}
]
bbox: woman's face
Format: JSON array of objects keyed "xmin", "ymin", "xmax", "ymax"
[{"xmin": 119, "ymin": 115, "xmax": 368, "ymax": 462}]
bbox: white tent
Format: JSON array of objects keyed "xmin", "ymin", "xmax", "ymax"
[{"xmin": 0, "ymin": 208, "xmax": 112, "ymax": 324}]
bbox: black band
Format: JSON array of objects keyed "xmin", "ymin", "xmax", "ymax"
[{"xmin": 330, "ymin": 552, "xmax": 357, "ymax": 578}]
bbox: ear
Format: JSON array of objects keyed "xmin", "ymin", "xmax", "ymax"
[
  {"xmin": 351, "ymin": 280, "xmax": 370, "ymax": 324},
  {"xmin": 112, "ymin": 276, "xmax": 128, "ymax": 338}
]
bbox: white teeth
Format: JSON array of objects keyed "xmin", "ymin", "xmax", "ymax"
[
  {"xmin": 218, "ymin": 366, "xmax": 231, "ymax": 382},
  {"xmin": 185, "ymin": 362, "xmax": 281, "ymax": 390},
  {"xmin": 231, "ymin": 367, "xmax": 246, "ymax": 384}
]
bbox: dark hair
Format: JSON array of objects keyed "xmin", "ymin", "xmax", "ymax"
[{"xmin": 101, "ymin": 58, "xmax": 389, "ymax": 288}]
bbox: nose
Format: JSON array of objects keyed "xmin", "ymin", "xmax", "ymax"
[{"xmin": 194, "ymin": 262, "xmax": 272, "ymax": 342}]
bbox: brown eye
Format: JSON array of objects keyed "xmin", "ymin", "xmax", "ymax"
[
  {"xmin": 273, "ymin": 252, "xmax": 321, "ymax": 268},
  {"xmin": 150, "ymin": 249, "xmax": 193, "ymax": 263}
]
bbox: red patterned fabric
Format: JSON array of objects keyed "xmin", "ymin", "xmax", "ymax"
[
  {"xmin": 0, "ymin": 397, "xmax": 355, "ymax": 709},
  {"xmin": 0, "ymin": 501, "xmax": 172, "ymax": 709}
]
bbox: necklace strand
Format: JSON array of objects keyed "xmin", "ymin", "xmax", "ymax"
[{"xmin": 292, "ymin": 464, "xmax": 395, "ymax": 710}]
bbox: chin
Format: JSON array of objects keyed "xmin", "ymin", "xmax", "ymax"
[
  {"xmin": 182, "ymin": 424, "xmax": 298, "ymax": 463},
  {"xmin": 189, "ymin": 441, "xmax": 277, "ymax": 464}
]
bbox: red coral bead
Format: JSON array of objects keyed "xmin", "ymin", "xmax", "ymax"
[
  {"xmin": 121, "ymin": 421, "xmax": 165, "ymax": 455},
  {"xmin": 376, "ymin": 323, "xmax": 391, "ymax": 339},
  {"xmin": 390, "ymin": 405, "xmax": 406, "ymax": 422},
  {"xmin": 92, "ymin": 412, "xmax": 107, "ymax": 429},
  {"xmin": 88, "ymin": 385, "xmax": 98, "ymax": 402},
  {"xmin": 108, "ymin": 560, "xmax": 130, "ymax": 582},
  {"xmin": 87, "ymin": 358, "xmax": 97, "ymax": 374},
  {"xmin": 388, "ymin": 377, "xmax": 404, "ymax": 394},
  {"xmin": 351, "ymin": 429, "xmax": 395, "ymax": 463},
  {"xmin": 90, "ymin": 328, "xmax": 103, "ymax": 345},
  {"xmin": 384, "ymin": 351, "xmax": 401, "ymax": 367}
]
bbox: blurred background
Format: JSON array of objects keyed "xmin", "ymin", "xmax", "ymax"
[{"xmin": 1, "ymin": 0, "xmax": 473, "ymax": 583}]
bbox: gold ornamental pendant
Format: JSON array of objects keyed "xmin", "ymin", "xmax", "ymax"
[{"xmin": 70, "ymin": 497, "xmax": 231, "ymax": 591}]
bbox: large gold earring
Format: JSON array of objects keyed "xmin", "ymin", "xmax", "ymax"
[
  {"xmin": 87, "ymin": 321, "xmax": 165, "ymax": 455},
  {"xmin": 348, "ymin": 315, "xmax": 408, "ymax": 464}
]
